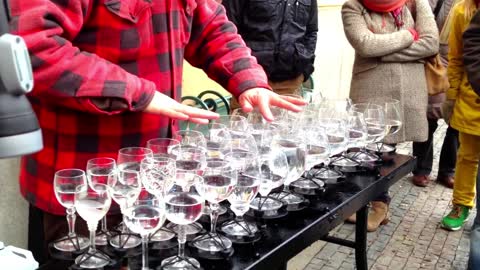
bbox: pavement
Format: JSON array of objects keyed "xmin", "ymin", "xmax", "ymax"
[{"xmin": 287, "ymin": 120, "xmax": 474, "ymax": 270}]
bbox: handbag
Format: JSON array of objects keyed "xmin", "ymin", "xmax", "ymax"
[
  {"xmin": 407, "ymin": 0, "xmax": 450, "ymax": 96},
  {"xmin": 424, "ymin": 54, "xmax": 450, "ymax": 96}
]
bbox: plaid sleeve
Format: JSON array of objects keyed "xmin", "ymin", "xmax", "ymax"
[
  {"xmin": 9, "ymin": 0, "xmax": 156, "ymax": 114},
  {"xmin": 184, "ymin": 0, "xmax": 271, "ymax": 98}
]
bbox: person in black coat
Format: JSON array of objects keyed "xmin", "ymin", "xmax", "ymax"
[
  {"xmin": 462, "ymin": 9, "xmax": 480, "ymax": 269},
  {"xmin": 464, "ymin": 10, "xmax": 480, "ymax": 95}
]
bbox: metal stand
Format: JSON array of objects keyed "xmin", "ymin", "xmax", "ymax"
[
  {"xmin": 52, "ymin": 234, "xmax": 88, "ymax": 252},
  {"xmin": 159, "ymin": 256, "xmax": 204, "ymax": 270},
  {"xmin": 321, "ymin": 206, "xmax": 369, "ymax": 270}
]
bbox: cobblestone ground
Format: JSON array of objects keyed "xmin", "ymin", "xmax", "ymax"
[{"xmin": 301, "ymin": 120, "xmax": 474, "ymax": 270}]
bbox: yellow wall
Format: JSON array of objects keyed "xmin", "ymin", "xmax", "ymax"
[{"xmin": 182, "ymin": 61, "xmax": 231, "ymax": 98}]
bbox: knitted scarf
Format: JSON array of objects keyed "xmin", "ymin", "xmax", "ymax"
[{"xmin": 362, "ymin": 0, "xmax": 407, "ymax": 12}]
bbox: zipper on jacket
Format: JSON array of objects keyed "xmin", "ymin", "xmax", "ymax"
[{"xmin": 275, "ymin": 0, "xmax": 290, "ymax": 59}]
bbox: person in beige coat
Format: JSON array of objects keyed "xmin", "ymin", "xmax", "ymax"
[{"xmin": 342, "ymin": 0, "xmax": 439, "ymax": 231}]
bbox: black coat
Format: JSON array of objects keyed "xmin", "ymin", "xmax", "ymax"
[
  {"xmin": 463, "ymin": 10, "xmax": 480, "ymax": 96},
  {"xmin": 222, "ymin": 0, "xmax": 318, "ymax": 82}
]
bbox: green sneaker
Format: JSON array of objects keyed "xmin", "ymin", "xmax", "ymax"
[{"xmin": 441, "ymin": 204, "xmax": 470, "ymax": 231}]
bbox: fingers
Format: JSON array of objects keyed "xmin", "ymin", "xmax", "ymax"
[
  {"xmin": 257, "ymin": 94, "xmax": 274, "ymax": 122},
  {"xmin": 270, "ymin": 95, "xmax": 303, "ymax": 112},
  {"xmin": 188, "ymin": 117, "xmax": 210, "ymax": 125},
  {"xmin": 240, "ymin": 99, "xmax": 254, "ymax": 113},
  {"xmin": 176, "ymin": 104, "xmax": 220, "ymax": 120},
  {"xmin": 280, "ymin": 95, "xmax": 308, "ymax": 106}
]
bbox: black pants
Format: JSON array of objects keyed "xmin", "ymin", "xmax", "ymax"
[{"xmin": 412, "ymin": 119, "xmax": 459, "ymax": 177}]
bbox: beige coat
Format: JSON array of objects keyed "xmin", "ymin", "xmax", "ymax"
[{"xmin": 342, "ymin": 0, "xmax": 439, "ymax": 143}]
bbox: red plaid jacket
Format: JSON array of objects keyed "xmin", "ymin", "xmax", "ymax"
[{"xmin": 10, "ymin": 0, "xmax": 270, "ymax": 215}]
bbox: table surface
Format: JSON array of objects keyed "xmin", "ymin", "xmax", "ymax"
[{"xmin": 39, "ymin": 154, "xmax": 415, "ymax": 270}]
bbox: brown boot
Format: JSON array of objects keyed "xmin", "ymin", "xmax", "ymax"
[
  {"xmin": 367, "ymin": 201, "xmax": 389, "ymax": 232},
  {"xmin": 346, "ymin": 213, "xmax": 356, "ymax": 223},
  {"xmin": 437, "ymin": 175, "xmax": 454, "ymax": 189},
  {"xmin": 412, "ymin": 175, "xmax": 430, "ymax": 187}
]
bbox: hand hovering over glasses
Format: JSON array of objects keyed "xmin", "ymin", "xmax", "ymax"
[
  {"xmin": 238, "ymin": 88, "xmax": 307, "ymax": 121},
  {"xmin": 145, "ymin": 88, "xmax": 307, "ymax": 124},
  {"xmin": 145, "ymin": 91, "xmax": 220, "ymax": 124}
]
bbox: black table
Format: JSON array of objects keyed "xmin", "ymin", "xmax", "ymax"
[{"xmin": 39, "ymin": 154, "xmax": 415, "ymax": 270}]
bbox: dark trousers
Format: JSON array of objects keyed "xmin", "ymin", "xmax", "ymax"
[{"xmin": 412, "ymin": 119, "xmax": 459, "ymax": 177}]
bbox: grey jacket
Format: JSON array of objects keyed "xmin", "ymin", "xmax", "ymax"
[{"xmin": 342, "ymin": 0, "xmax": 439, "ymax": 143}]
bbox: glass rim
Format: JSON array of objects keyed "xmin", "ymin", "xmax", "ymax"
[
  {"xmin": 55, "ymin": 168, "xmax": 86, "ymax": 178},
  {"xmin": 87, "ymin": 157, "xmax": 116, "ymax": 165},
  {"xmin": 118, "ymin": 147, "xmax": 153, "ymax": 156},
  {"xmin": 146, "ymin": 138, "xmax": 180, "ymax": 145}
]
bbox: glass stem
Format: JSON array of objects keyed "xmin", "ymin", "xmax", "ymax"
[
  {"xmin": 177, "ymin": 225, "xmax": 186, "ymax": 259},
  {"xmin": 235, "ymin": 214, "xmax": 244, "ymax": 223},
  {"xmin": 210, "ymin": 203, "xmax": 220, "ymax": 234},
  {"xmin": 66, "ymin": 207, "xmax": 77, "ymax": 237},
  {"xmin": 101, "ymin": 216, "xmax": 107, "ymax": 232},
  {"xmin": 88, "ymin": 223, "xmax": 97, "ymax": 252},
  {"xmin": 141, "ymin": 234, "xmax": 149, "ymax": 270}
]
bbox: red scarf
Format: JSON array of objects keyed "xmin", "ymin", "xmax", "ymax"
[{"xmin": 362, "ymin": 0, "xmax": 407, "ymax": 12}]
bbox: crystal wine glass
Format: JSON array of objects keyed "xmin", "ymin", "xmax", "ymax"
[
  {"xmin": 124, "ymin": 189, "xmax": 165, "ymax": 270},
  {"xmin": 222, "ymin": 151, "xmax": 261, "ymax": 238},
  {"xmin": 86, "ymin": 157, "xmax": 116, "ymax": 246},
  {"xmin": 382, "ymin": 99, "xmax": 403, "ymax": 137},
  {"xmin": 117, "ymin": 147, "xmax": 154, "ymax": 172},
  {"xmin": 250, "ymin": 148, "xmax": 288, "ymax": 212},
  {"xmin": 74, "ymin": 184, "xmax": 112, "ymax": 268},
  {"xmin": 107, "ymin": 167, "xmax": 142, "ymax": 249},
  {"xmin": 53, "ymin": 169, "xmax": 89, "ymax": 252},
  {"xmin": 193, "ymin": 160, "xmax": 237, "ymax": 252},
  {"xmin": 173, "ymin": 130, "xmax": 207, "ymax": 149},
  {"xmin": 270, "ymin": 131, "xmax": 307, "ymax": 205},
  {"xmin": 146, "ymin": 138, "xmax": 180, "ymax": 155},
  {"xmin": 161, "ymin": 172, "xmax": 205, "ymax": 270},
  {"xmin": 140, "ymin": 156, "xmax": 176, "ymax": 242}
]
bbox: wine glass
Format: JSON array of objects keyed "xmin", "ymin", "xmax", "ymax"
[
  {"xmin": 117, "ymin": 147, "xmax": 154, "ymax": 172},
  {"xmin": 383, "ymin": 99, "xmax": 403, "ymax": 137},
  {"xmin": 173, "ymin": 130, "xmax": 207, "ymax": 149},
  {"xmin": 161, "ymin": 172, "xmax": 205, "ymax": 270},
  {"xmin": 193, "ymin": 160, "xmax": 237, "ymax": 252},
  {"xmin": 213, "ymin": 115, "xmax": 250, "ymax": 133},
  {"xmin": 53, "ymin": 169, "xmax": 89, "ymax": 252},
  {"xmin": 146, "ymin": 138, "xmax": 180, "ymax": 155},
  {"xmin": 352, "ymin": 103, "xmax": 386, "ymax": 145},
  {"xmin": 140, "ymin": 156, "xmax": 176, "ymax": 242},
  {"xmin": 86, "ymin": 157, "xmax": 116, "ymax": 246},
  {"xmin": 250, "ymin": 148, "xmax": 288, "ymax": 212},
  {"xmin": 107, "ymin": 167, "xmax": 142, "ymax": 249},
  {"xmin": 222, "ymin": 151, "xmax": 261, "ymax": 238},
  {"xmin": 124, "ymin": 189, "xmax": 165, "ymax": 270},
  {"xmin": 303, "ymin": 126, "xmax": 331, "ymax": 171},
  {"xmin": 204, "ymin": 123, "xmax": 232, "ymax": 160},
  {"xmin": 270, "ymin": 132, "xmax": 307, "ymax": 205},
  {"xmin": 74, "ymin": 184, "xmax": 112, "ymax": 268}
]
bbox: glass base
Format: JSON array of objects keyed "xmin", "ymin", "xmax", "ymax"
[
  {"xmin": 203, "ymin": 204, "xmax": 227, "ymax": 216},
  {"xmin": 74, "ymin": 249, "xmax": 110, "ymax": 269},
  {"xmin": 94, "ymin": 229, "xmax": 112, "ymax": 246},
  {"xmin": 53, "ymin": 234, "xmax": 89, "ymax": 252},
  {"xmin": 271, "ymin": 191, "xmax": 304, "ymax": 205},
  {"xmin": 109, "ymin": 233, "xmax": 141, "ymax": 249},
  {"xmin": 150, "ymin": 225, "xmax": 176, "ymax": 242},
  {"xmin": 167, "ymin": 222, "xmax": 203, "ymax": 235},
  {"xmin": 221, "ymin": 220, "xmax": 258, "ymax": 237},
  {"xmin": 192, "ymin": 233, "xmax": 232, "ymax": 252},
  {"xmin": 161, "ymin": 255, "xmax": 201, "ymax": 270},
  {"xmin": 250, "ymin": 197, "xmax": 283, "ymax": 211}
]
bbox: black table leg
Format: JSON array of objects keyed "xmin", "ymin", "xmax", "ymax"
[
  {"xmin": 276, "ymin": 262, "xmax": 288, "ymax": 270},
  {"xmin": 355, "ymin": 206, "xmax": 368, "ymax": 270}
]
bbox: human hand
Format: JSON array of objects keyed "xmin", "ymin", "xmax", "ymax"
[
  {"xmin": 238, "ymin": 88, "xmax": 307, "ymax": 121},
  {"xmin": 145, "ymin": 91, "xmax": 219, "ymax": 124},
  {"xmin": 408, "ymin": 28, "xmax": 419, "ymax": 41},
  {"xmin": 442, "ymin": 99, "xmax": 455, "ymax": 123}
]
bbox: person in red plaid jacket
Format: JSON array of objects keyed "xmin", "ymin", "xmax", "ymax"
[{"xmin": 9, "ymin": 0, "xmax": 305, "ymax": 263}]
